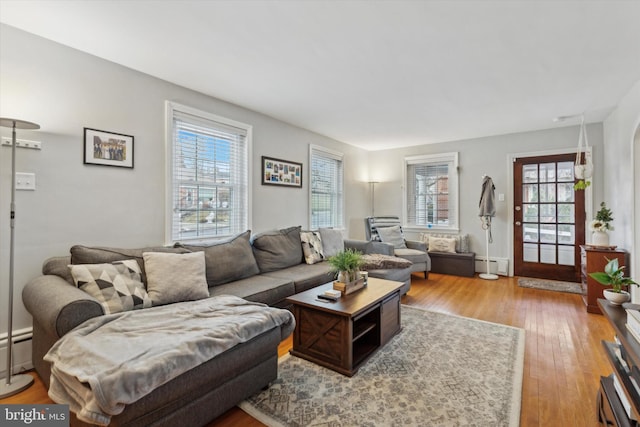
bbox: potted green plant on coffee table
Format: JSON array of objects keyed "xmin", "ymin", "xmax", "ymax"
[
  {"xmin": 589, "ymin": 257, "xmax": 637, "ymax": 305},
  {"xmin": 327, "ymin": 248, "xmax": 363, "ymax": 284}
]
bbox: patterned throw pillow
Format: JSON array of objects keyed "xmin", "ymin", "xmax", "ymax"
[
  {"xmin": 300, "ymin": 231, "xmax": 324, "ymax": 264},
  {"xmin": 428, "ymin": 237, "xmax": 457, "ymax": 253},
  {"xmin": 69, "ymin": 259, "xmax": 152, "ymax": 314}
]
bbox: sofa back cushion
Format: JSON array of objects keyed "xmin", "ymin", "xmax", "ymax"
[
  {"xmin": 175, "ymin": 230, "xmax": 260, "ymax": 286},
  {"xmin": 251, "ymin": 226, "xmax": 303, "ymax": 273},
  {"xmin": 70, "ymin": 245, "xmax": 190, "ymax": 285}
]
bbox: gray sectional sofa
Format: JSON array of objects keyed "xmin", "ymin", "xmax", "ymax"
[{"xmin": 22, "ymin": 226, "xmax": 411, "ymax": 426}]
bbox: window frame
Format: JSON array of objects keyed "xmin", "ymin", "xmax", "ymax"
[
  {"xmin": 309, "ymin": 144, "xmax": 345, "ymax": 230},
  {"xmin": 164, "ymin": 101, "xmax": 252, "ymax": 244},
  {"xmin": 403, "ymin": 152, "xmax": 459, "ymax": 232}
]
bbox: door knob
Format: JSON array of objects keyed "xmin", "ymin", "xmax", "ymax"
[
  {"xmin": 515, "ymin": 206, "xmax": 521, "ymax": 211},
  {"xmin": 515, "ymin": 221, "xmax": 522, "ymax": 226}
]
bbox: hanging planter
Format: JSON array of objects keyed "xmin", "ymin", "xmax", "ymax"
[{"xmin": 574, "ymin": 116, "xmax": 593, "ymax": 190}]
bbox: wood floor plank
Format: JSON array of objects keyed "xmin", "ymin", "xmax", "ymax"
[{"xmin": 0, "ymin": 273, "xmax": 614, "ymax": 426}]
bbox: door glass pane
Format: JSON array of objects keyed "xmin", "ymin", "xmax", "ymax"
[
  {"xmin": 540, "ymin": 204, "xmax": 556, "ymax": 223},
  {"xmin": 557, "ymin": 183, "xmax": 575, "ymax": 202},
  {"xmin": 523, "ymin": 243, "xmax": 538, "ymax": 262},
  {"xmin": 524, "ymin": 224, "xmax": 538, "ymax": 242},
  {"xmin": 540, "ymin": 244, "xmax": 556, "ymax": 264},
  {"xmin": 558, "ymin": 245, "xmax": 575, "ymax": 266},
  {"xmin": 540, "ymin": 224, "xmax": 557, "ymax": 243},
  {"xmin": 523, "ymin": 164, "xmax": 538, "ymax": 183},
  {"xmin": 557, "ymin": 161, "xmax": 574, "ymax": 182},
  {"xmin": 523, "ymin": 204, "xmax": 538, "ymax": 222},
  {"xmin": 523, "ymin": 184, "xmax": 538, "ymax": 202},
  {"xmin": 539, "ymin": 163, "xmax": 556, "ymax": 183},
  {"xmin": 539, "ymin": 183, "xmax": 556, "ymax": 202},
  {"xmin": 557, "ymin": 204, "xmax": 574, "ymax": 223},
  {"xmin": 558, "ymin": 224, "xmax": 575, "ymax": 244}
]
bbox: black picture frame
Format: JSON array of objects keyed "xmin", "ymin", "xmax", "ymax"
[
  {"xmin": 261, "ymin": 156, "xmax": 302, "ymax": 188},
  {"xmin": 83, "ymin": 127, "xmax": 134, "ymax": 168}
]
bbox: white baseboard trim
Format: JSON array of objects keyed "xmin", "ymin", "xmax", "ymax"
[
  {"xmin": 475, "ymin": 256, "xmax": 510, "ymax": 276},
  {"xmin": 0, "ymin": 327, "xmax": 34, "ymax": 377}
]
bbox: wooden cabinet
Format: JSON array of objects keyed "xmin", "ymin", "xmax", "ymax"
[
  {"xmin": 581, "ymin": 246, "xmax": 627, "ymax": 314},
  {"xmin": 598, "ymin": 299, "xmax": 640, "ymax": 426}
]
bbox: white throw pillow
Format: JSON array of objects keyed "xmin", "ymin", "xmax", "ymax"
[
  {"xmin": 376, "ymin": 225, "xmax": 407, "ymax": 249},
  {"xmin": 143, "ymin": 251, "xmax": 209, "ymax": 305},
  {"xmin": 428, "ymin": 237, "xmax": 457, "ymax": 253}
]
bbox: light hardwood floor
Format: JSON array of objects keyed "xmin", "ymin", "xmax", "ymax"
[{"xmin": 1, "ymin": 273, "xmax": 614, "ymax": 426}]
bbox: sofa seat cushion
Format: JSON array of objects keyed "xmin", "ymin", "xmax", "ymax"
[
  {"xmin": 175, "ymin": 231, "xmax": 260, "ymax": 286},
  {"xmin": 251, "ymin": 226, "xmax": 303, "ymax": 273},
  {"xmin": 366, "ymin": 267, "xmax": 412, "ymax": 295},
  {"xmin": 209, "ymin": 275, "xmax": 295, "ymax": 306},
  {"xmin": 263, "ymin": 262, "xmax": 334, "ymax": 294},
  {"xmin": 393, "ymin": 247, "xmax": 429, "ymax": 264}
]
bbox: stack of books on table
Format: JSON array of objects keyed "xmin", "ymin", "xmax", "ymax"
[{"xmin": 627, "ymin": 308, "xmax": 640, "ymax": 344}]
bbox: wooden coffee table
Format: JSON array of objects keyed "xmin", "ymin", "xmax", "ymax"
[{"xmin": 285, "ymin": 277, "xmax": 403, "ymax": 376}]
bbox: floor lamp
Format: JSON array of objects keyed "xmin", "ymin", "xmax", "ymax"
[{"xmin": 0, "ymin": 117, "xmax": 39, "ymax": 398}]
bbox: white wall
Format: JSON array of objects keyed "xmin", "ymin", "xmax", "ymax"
[
  {"xmin": 0, "ymin": 25, "xmax": 370, "ymax": 338},
  {"xmin": 604, "ymin": 79, "xmax": 640, "ymax": 279},
  {"xmin": 368, "ymin": 124, "xmax": 605, "ymax": 271}
]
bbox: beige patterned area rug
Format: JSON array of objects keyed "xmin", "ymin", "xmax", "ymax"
[
  {"xmin": 518, "ymin": 277, "xmax": 583, "ymax": 294},
  {"xmin": 239, "ymin": 305, "xmax": 524, "ymax": 427}
]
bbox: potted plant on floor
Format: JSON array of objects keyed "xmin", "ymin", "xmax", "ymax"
[{"xmin": 589, "ymin": 257, "xmax": 637, "ymax": 305}]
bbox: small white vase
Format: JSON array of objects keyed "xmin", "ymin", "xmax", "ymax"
[
  {"xmin": 603, "ymin": 289, "xmax": 629, "ymax": 306},
  {"xmin": 592, "ymin": 230, "xmax": 609, "ymax": 247}
]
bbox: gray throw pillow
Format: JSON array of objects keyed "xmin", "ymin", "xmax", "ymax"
[
  {"xmin": 251, "ymin": 226, "xmax": 303, "ymax": 273},
  {"xmin": 143, "ymin": 251, "xmax": 209, "ymax": 305},
  {"xmin": 376, "ymin": 225, "xmax": 407, "ymax": 249},
  {"xmin": 318, "ymin": 228, "xmax": 344, "ymax": 258},
  {"xmin": 176, "ymin": 230, "xmax": 260, "ymax": 286}
]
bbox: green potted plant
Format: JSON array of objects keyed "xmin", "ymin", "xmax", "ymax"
[
  {"xmin": 327, "ymin": 248, "xmax": 364, "ymax": 284},
  {"xmin": 589, "ymin": 257, "xmax": 637, "ymax": 305},
  {"xmin": 590, "ymin": 202, "xmax": 613, "ymax": 247}
]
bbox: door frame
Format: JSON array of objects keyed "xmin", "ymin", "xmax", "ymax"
[{"xmin": 506, "ymin": 147, "xmax": 592, "ymax": 277}]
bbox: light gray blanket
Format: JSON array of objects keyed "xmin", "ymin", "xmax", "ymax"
[{"xmin": 44, "ymin": 295, "xmax": 295, "ymax": 426}]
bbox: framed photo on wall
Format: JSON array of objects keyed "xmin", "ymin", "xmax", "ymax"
[
  {"xmin": 84, "ymin": 127, "xmax": 134, "ymax": 168},
  {"xmin": 261, "ymin": 156, "xmax": 302, "ymax": 188}
]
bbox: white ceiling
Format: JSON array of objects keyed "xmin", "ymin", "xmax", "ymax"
[{"xmin": 1, "ymin": 0, "xmax": 639, "ymax": 150}]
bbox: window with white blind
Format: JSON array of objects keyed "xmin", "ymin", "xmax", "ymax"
[
  {"xmin": 404, "ymin": 152, "xmax": 459, "ymax": 231},
  {"xmin": 165, "ymin": 102, "xmax": 251, "ymax": 243},
  {"xmin": 310, "ymin": 145, "xmax": 344, "ymax": 229}
]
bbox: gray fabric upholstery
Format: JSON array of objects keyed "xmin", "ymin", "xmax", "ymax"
[
  {"xmin": 264, "ymin": 262, "xmax": 334, "ymax": 294},
  {"xmin": 175, "ymin": 230, "xmax": 260, "ymax": 286},
  {"xmin": 364, "ymin": 216, "xmax": 430, "ymax": 278},
  {"xmin": 318, "ymin": 228, "xmax": 345, "ymax": 258},
  {"xmin": 344, "ymin": 239, "xmax": 395, "ymax": 256},
  {"xmin": 367, "ymin": 267, "xmax": 412, "ymax": 295},
  {"xmin": 251, "ymin": 226, "xmax": 303, "ymax": 273},
  {"xmin": 209, "ymin": 274, "xmax": 295, "ymax": 306}
]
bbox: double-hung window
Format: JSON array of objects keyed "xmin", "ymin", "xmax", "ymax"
[
  {"xmin": 310, "ymin": 145, "xmax": 344, "ymax": 229},
  {"xmin": 405, "ymin": 152, "xmax": 459, "ymax": 231},
  {"xmin": 166, "ymin": 102, "xmax": 251, "ymax": 243}
]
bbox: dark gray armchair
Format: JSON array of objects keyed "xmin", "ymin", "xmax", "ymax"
[{"xmin": 365, "ymin": 216, "xmax": 430, "ymax": 279}]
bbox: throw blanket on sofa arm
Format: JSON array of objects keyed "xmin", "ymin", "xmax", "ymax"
[{"xmin": 44, "ymin": 295, "xmax": 295, "ymax": 426}]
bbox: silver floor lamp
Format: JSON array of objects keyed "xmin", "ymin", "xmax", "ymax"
[{"xmin": 0, "ymin": 117, "xmax": 39, "ymax": 398}]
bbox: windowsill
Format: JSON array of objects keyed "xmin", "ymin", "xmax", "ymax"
[{"xmin": 403, "ymin": 226, "xmax": 461, "ymax": 234}]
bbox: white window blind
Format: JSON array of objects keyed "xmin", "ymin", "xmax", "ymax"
[
  {"xmin": 166, "ymin": 102, "xmax": 250, "ymax": 243},
  {"xmin": 310, "ymin": 145, "xmax": 344, "ymax": 229},
  {"xmin": 405, "ymin": 152, "xmax": 458, "ymax": 230}
]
